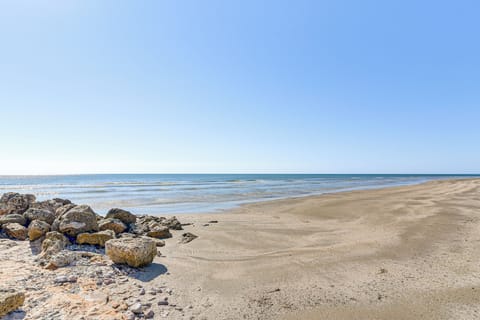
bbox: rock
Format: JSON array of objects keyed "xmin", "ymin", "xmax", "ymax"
[
  {"xmin": 180, "ymin": 232, "xmax": 198, "ymax": 244},
  {"xmin": 30, "ymin": 198, "xmax": 70, "ymax": 215},
  {"xmin": 0, "ymin": 291, "xmax": 25, "ymax": 317},
  {"xmin": 119, "ymin": 232, "xmax": 136, "ymax": 238},
  {"xmin": 45, "ymin": 250, "xmax": 78, "ymax": 270},
  {"xmin": 0, "ymin": 193, "xmax": 35, "ymax": 215},
  {"xmin": 130, "ymin": 302, "xmax": 143, "ymax": 314},
  {"xmin": 0, "ymin": 203, "xmax": 8, "ymax": 216},
  {"xmin": 2, "ymin": 223, "xmax": 28, "ymax": 240},
  {"xmin": 54, "ymin": 205, "xmax": 99, "ymax": 237},
  {"xmin": 53, "ymin": 198, "xmax": 72, "ymax": 205},
  {"xmin": 54, "ymin": 275, "xmax": 77, "ymax": 284},
  {"xmin": 145, "ymin": 310, "xmax": 155, "ymax": 318},
  {"xmin": 105, "ymin": 237, "xmax": 157, "ymax": 268},
  {"xmin": 24, "ymin": 208, "xmax": 56, "ymax": 225},
  {"xmin": 41, "ymin": 231, "xmax": 71, "ymax": 257},
  {"xmin": 76, "ymin": 230, "xmax": 115, "ymax": 247},
  {"xmin": 98, "ymin": 218, "xmax": 127, "ymax": 234},
  {"xmin": 54, "ymin": 275, "xmax": 69, "ymax": 284},
  {"xmin": 208, "ymin": 220, "xmax": 218, "ymax": 223},
  {"xmin": 129, "ymin": 222, "xmax": 148, "ymax": 236},
  {"xmin": 146, "ymin": 226, "xmax": 172, "ymax": 239},
  {"xmin": 54, "ymin": 203, "xmax": 75, "ymax": 218},
  {"xmin": 106, "ymin": 208, "xmax": 137, "ymax": 225},
  {"xmin": 162, "ymin": 216, "xmax": 183, "ymax": 230},
  {"xmin": 124, "ymin": 310, "xmax": 135, "ymax": 320},
  {"xmin": 28, "ymin": 220, "xmax": 50, "ymax": 241},
  {"xmin": 0, "ymin": 214, "xmax": 26, "ymax": 226},
  {"xmin": 0, "ymin": 193, "xmax": 16, "ymax": 203},
  {"xmin": 149, "ymin": 238, "xmax": 165, "ymax": 247}
]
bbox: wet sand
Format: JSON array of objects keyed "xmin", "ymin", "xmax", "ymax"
[{"xmin": 159, "ymin": 178, "xmax": 480, "ymax": 319}]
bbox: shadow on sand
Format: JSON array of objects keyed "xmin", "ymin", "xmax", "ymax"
[
  {"xmin": 129, "ymin": 262, "xmax": 168, "ymax": 282},
  {"xmin": 3, "ymin": 310, "xmax": 26, "ymax": 320},
  {"xmin": 28, "ymin": 239, "xmax": 42, "ymax": 255}
]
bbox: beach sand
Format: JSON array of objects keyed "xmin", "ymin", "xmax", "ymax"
[
  {"xmin": 158, "ymin": 178, "xmax": 480, "ymax": 319},
  {"xmin": 2, "ymin": 178, "xmax": 480, "ymax": 319}
]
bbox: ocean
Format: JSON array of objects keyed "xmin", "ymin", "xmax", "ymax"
[{"xmin": 0, "ymin": 174, "xmax": 476, "ymax": 215}]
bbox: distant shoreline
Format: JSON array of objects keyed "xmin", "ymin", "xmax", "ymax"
[{"xmin": 0, "ymin": 174, "xmax": 478, "ymax": 215}]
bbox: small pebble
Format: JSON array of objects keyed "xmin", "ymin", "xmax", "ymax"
[
  {"xmin": 145, "ymin": 310, "xmax": 155, "ymax": 319},
  {"xmin": 124, "ymin": 310, "xmax": 135, "ymax": 320},
  {"xmin": 130, "ymin": 302, "xmax": 143, "ymax": 314},
  {"xmin": 54, "ymin": 276, "xmax": 69, "ymax": 284}
]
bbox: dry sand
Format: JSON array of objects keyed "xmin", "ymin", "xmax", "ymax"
[
  {"xmin": 2, "ymin": 178, "xmax": 480, "ymax": 319},
  {"xmin": 160, "ymin": 178, "xmax": 480, "ymax": 319}
]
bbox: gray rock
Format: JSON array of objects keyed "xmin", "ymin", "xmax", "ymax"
[
  {"xmin": 54, "ymin": 204, "xmax": 75, "ymax": 218},
  {"xmin": 29, "ymin": 198, "xmax": 70, "ymax": 215},
  {"xmin": 124, "ymin": 310, "xmax": 135, "ymax": 320},
  {"xmin": 146, "ymin": 226, "xmax": 172, "ymax": 239},
  {"xmin": 54, "ymin": 205, "xmax": 99, "ymax": 237},
  {"xmin": 0, "ymin": 214, "xmax": 26, "ymax": 227},
  {"xmin": 98, "ymin": 218, "xmax": 127, "ymax": 234},
  {"xmin": 54, "ymin": 275, "xmax": 69, "ymax": 284},
  {"xmin": 119, "ymin": 232, "xmax": 136, "ymax": 238},
  {"xmin": 162, "ymin": 216, "xmax": 183, "ymax": 230},
  {"xmin": 24, "ymin": 208, "xmax": 56, "ymax": 225},
  {"xmin": 145, "ymin": 310, "xmax": 155, "ymax": 318},
  {"xmin": 145, "ymin": 238, "xmax": 165, "ymax": 247},
  {"xmin": 45, "ymin": 250, "xmax": 78, "ymax": 270},
  {"xmin": 130, "ymin": 302, "xmax": 143, "ymax": 314},
  {"xmin": 0, "ymin": 193, "xmax": 35, "ymax": 215},
  {"xmin": 180, "ymin": 232, "xmax": 198, "ymax": 244},
  {"xmin": 106, "ymin": 208, "xmax": 137, "ymax": 225},
  {"xmin": 41, "ymin": 231, "xmax": 71, "ymax": 257}
]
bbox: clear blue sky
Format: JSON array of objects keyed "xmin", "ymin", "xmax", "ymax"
[{"xmin": 1, "ymin": 0, "xmax": 479, "ymax": 174}]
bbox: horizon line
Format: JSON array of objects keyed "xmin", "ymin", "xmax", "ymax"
[{"xmin": 0, "ymin": 173, "xmax": 479, "ymax": 177}]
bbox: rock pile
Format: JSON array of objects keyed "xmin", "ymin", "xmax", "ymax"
[
  {"xmin": 0, "ymin": 193, "xmax": 192, "ymax": 269},
  {"xmin": 0, "ymin": 192, "xmax": 202, "ymax": 319}
]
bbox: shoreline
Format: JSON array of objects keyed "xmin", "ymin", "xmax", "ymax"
[
  {"xmin": 2, "ymin": 175, "xmax": 478, "ymax": 217},
  {"xmin": 201, "ymin": 176, "xmax": 480, "ymax": 217}
]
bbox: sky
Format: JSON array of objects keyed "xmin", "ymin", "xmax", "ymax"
[{"xmin": 0, "ymin": 0, "xmax": 479, "ymax": 175}]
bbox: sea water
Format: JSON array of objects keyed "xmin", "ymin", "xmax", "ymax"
[{"xmin": 0, "ymin": 174, "xmax": 476, "ymax": 215}]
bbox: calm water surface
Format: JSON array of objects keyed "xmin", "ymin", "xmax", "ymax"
[{"xmin": 0, "ymin": 174, "xmax": 476, "ymax": 215}]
